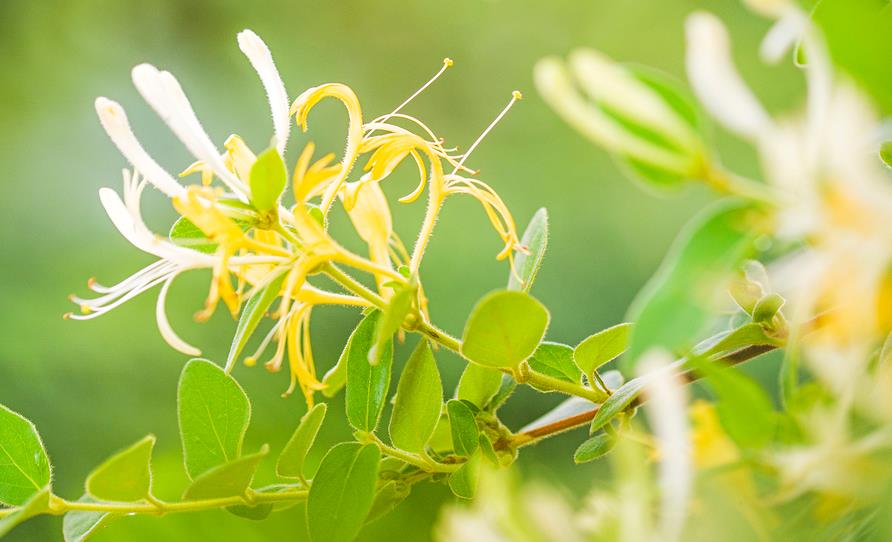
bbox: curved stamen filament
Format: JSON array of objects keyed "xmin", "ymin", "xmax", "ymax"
[{"xmin": 452, "ymin": 90, "xmax": 522, "ymax": 175}]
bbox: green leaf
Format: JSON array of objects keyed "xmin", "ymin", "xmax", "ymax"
[
  {"xmin": 427, "ymin": 414, "xmax": 454, "ymax": 454},
  {"xmin": 371, "ymin": 282, "xmax": 414, "ymax": 365},
  {"xmin": 249, "ymin": 147, "xmax": 287, "ymax": 212},
  {"xmin": 345, "ymin": 312, "xmax": 394, "ymax": 432},
  {"xmin": 507, "ymin": 208, "xmax": 548, "ymax": 292},
  {"xmin": 446, "ymin": 400, "xmax": 479, "ymax": 457},
  {"xmin": 366, "ymin": 481, "xmax": 410, "ymax": 524},
  {"xmin": 456, "ymin": 363, "xmax": 503, "ymax": 409},
  {"xmin": 62, "ymin": 495, "xmax": 116, "ymax": 542},
  {"xmin": 487, "ymin": 375, "xmax": 517, "ymax": 412},
  {"xmin": 226, "ymin": 502, "xmax": 274, "ymax": 521},
  {"xmin": 574, "ymin": 434, "xmax": 616, "ymax": 463},
  {"xmin": 177, "ymin": 359, "xmax": 251, "ymax": 479},
  {"xmin": 574, "ymin": 323, "xmax": 633, "ymax": 377},
  {"xmin": 461, "ymin": 290, "xmax": 550, "ymax": 369},
  {"xmin": 322, "ymin": 339, "xmax": 350, "ymax": 398},
  {"xmin": 752, "ymin": 293, "xmax": 785, "ymax": 325},
  {"xmin": 528, "ymin": 342, "xmax": 581, "ymax": 390},
  {"xmin": 225, "ymin": 269, "xmax": 288, "ymax": 372},
  {"xmin": 691, "ymin": 358, "xmax": 776, "ymax": 448},
  {"xmin": 0, "ymin": 404, "xmax": 51, "ymax": 506},
  {"xmin": 590, "ymin": 376, "xmax": 649, "ymax": 432},
  {"xmin": 448, "ymin": 452, "xmax": 482, "ymax": 499},
  {"xmin": 182, "ymin": 445, "xmax": 269, "ymax": 500},
  {"xmin": 699, "ymin": 323, "xmax": 781, "ymax": 360},
  {"xmin": 85, "ymin": 435, "xmax": 155, "ymax": 502},
  {"xmin": 276, "ymin": 403, "xmax": 327, "ymax": 479},
  {"xmin": 0, "ymin": 486, "xmax": 50, "ymax": 537},
  {"xmin": 169, "ymin": 217, "xmax": 252, "ymax": 254},
  {"xmin": 306, "ymin": 443, "xmax": 381, "ymax": 542},
  {"xmin": 389, "ymin": 341, "xmax": 443, "ymax": 453},
  {"xmin": 624, "ymin": 201, "xmax": 761, "ymax": 370}
]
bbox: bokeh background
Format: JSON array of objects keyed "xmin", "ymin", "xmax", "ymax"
[{"xmin": 0, "ymin": 1, "xmax": 800, "ymax": 540}]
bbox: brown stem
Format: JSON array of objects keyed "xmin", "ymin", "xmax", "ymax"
[{"xmin": 508, "ymin": 343, "xmax": 778, "ymax": 447}]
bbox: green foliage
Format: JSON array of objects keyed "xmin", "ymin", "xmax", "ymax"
[
  {"xmin": 367, "ymin": 481, "xmax": 410, "ymax": 524},
  {"xmin": 0, "ymin": 487, "xmax": 50, "ymax": 537},
  {"xmin": 574, "ymin": 322, "xmax": 632, "ymax": 378},
  {"xmin": 624, "ymin": 201, "xmax": 760, "ymax": 369},
  {"xmin": 389, "ymin": 340, "xmax": 443, "ymax": 453},
  {"xmin": 372, "ymin": 282, "xmax": 415, "ymax": 365},
  {"xmin": 456, "ymin": 363, "xmax": 503, "ymax": 409},
  {"xmin": 177, "ymin": 359, "xmax": 251, "ymax": 479},
  {"xmin": 448, "ymin": 451, "xmax": 482, "ymax": 499},
  {"xmin": 527, "ymin": 342, "xmax": 581, "ymax": 390},
  {"xmin": 590, "ymin": 376, "xmax": 649, "ymax": 432},
  {"xmin": 507, "ymin": 208, "xmax": 548, "ymax": 292},
  {"xmin": 226, "ymin": 269, "xmax": 288, "ymax": 371},
  {"xmin": 249, "ymin": 147, "xmax": 288, "ymax": 212},
  {"xmin": 574, "ymin": 433, "xmax": 616, "ymax": 463},
  {"xmin": 691, "ymin": 358, "xmax": 777, "ymax": 449},
  {"xmin": 169, "ymin": 217, "xmax": 252, "ymax": 254},
  {"xmin": 461, "ymin": 290, "xmax": 549, "ymax": 369},
  {"xmin": 446, "ymin": 400, "xmax": 479, "ymax": 457},
  {"xmin": 182, "ymin": 445, "xmax": 269, "ymax": 500},
  {"xmin": 62, "ymin": 496, "xmax": 115, "ymax": 542},
  {"xmin": 85, "ymin": 435, "xmax": 155, "ymax": 502},
  {"xmin": 306, "ymin": 443, "xmax": 381, "ymax": 542},
  {"xmin": 0, "ymin": 405, "xmax": 51, "ymax": 506},
  {"xmin": 345, "ymin": 312, "xmax": 393, "ymax": 432},
  {"xmin": 276, "ymin": 403, "xmax": 327, "ymax": 480}
]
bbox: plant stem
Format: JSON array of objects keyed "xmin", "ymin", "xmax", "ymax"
[
  {"xmin": 506, "ymin": 343, "xmax": 778, "ymax": 449},
  {"xmin": 523, "ymin": 369, "xmax": 607, "ymax": 403},
  {"xmin": 324, "ymin": 263, "xmax": 386, "ymax": 308},
  {"xmin": 366, "ymin": 434, "xmax": 459, "ymax": 473},
  {"xmin": 36, "ymin": 490, "xmax": 309, "ymax": 517}
]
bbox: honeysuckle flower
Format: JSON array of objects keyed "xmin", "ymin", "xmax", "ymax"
[
  {"xmin": 685, "ymin": 10, "xmax": 892, "ymax": 347},
  {"xmin": 72, "ymin": 29, "xmax": 527, "ymax": 407},
  {"xmin": 535, "ymin": 49, "xmax": 710, "ymax": 187}
]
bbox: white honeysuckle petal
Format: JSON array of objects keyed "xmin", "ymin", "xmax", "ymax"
[
  {"xmin": 639, "ymin": 351, "xmax": 691, "ymax": 542},
  {"xmin": 760, "ymin": 11, "xmax": 806, "ymax": 64},
  {"xmin": 569, "ymin": 49, "xmax": 699, "ymax": 151},
  {"xmin": 156, "ymin": 273, "xmax": 202, "ymax": 356},
  {"xmin": 98, "ymin": 186, "xmax": 215, "ymax": 266},
  {"xmin": 685, "ymin": 12, "xmax": 773, "ymax": 140},
  {"xmin": 238, "ymin": 29, "xmax": 290, "ymax": 155},
  {"xmin": 94, "ymin": 98, "xmax": 184, "ymax": 197},
  {"xmin": 131, "ymin": 63, "xmax": 248, "ymax": 198}
]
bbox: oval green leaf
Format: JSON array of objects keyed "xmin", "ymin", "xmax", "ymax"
[
  {"xmin": 446, "ymin": 400, "xmax": 478, "ymax": 457},
  {"xmin": 225, "ymin": 269, "xmax": 288, "ymax": 372},
  {"xmin": 62, "ymin": 495, "xmax": 116, "ymax": 542},
  {"xmin": 177, "ymin": 359, "xmax": 251, "ymax": 479},
  {"xmin": 371, "ymin": 282, "xmax": 414, "ymax": 365},
  {"xmin": 0, "ymin": 404, "xmax": 51, "ymax": 506},
  {"xmin": 574, "ymin": 433, "xmax": 616, "ymax": 464},
  {"xmin": 0, "ymin": 486, "xmax": 51, "ymax": 537},
  {"xmin": 306, "ymin": 442, "xmax": 381, "ymax": 542},
  {"xmin": 249, "ymin": 147, "xmax": 287, "ymax": 212},
  {"xmin": 182, "ymin": 445, "xmax": 269, "ymax": 500},
  {"xmin": 456, "ymin": 363, "xmax": 503, "ymax": 409},
  {"xmin": 276, "ymin": 403, "xmax": 327, "ymax": 479},
  {"xmin": 346, "ymin": 312, "xmax": 393, "ymax": 432},
  {"xmin": 389, "ymin": 340, "xmax": 443, "ymax": 453},
  {"xmin": 590, "ymin": 376, "xmax": 649, "ymax": 432},
  {"xmin": 507, "ymin": 208, "xmax": 548, "ymax": 292},
  {"xmin": 528, "ymin": 342, "xmax": 581, "ymax": 389},
  {"xmin": 461, "ymin": 290, "xmax": 550, "ymax": 369},
  {"xmin": 366, "ymin": 480, "xmax": 410, "ymax": 524},
  {"xmin": 574, "ymin": 323, "xmax": 633, "ymax": 377},
  {"xmin": 85, "ymin": 435, "xmax": 155, "ymax": 502},
  {"xmin": 447, "ymin": 451, "xmax": 482, "ymax": 500}
]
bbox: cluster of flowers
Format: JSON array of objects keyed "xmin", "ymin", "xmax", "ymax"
[{"xmin": 68, "ymin": 30, "xmax": 524, "ymax": 406}]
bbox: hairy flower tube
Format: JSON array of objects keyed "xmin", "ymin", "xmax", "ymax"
[{"xmin": 68, "ymin": 29, "xmax": 526, "ymax": 406}]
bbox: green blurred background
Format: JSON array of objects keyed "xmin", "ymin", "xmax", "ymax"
[{"xmin": 0, "ymin": 0, "xmax": 799, "ymax": 540}]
